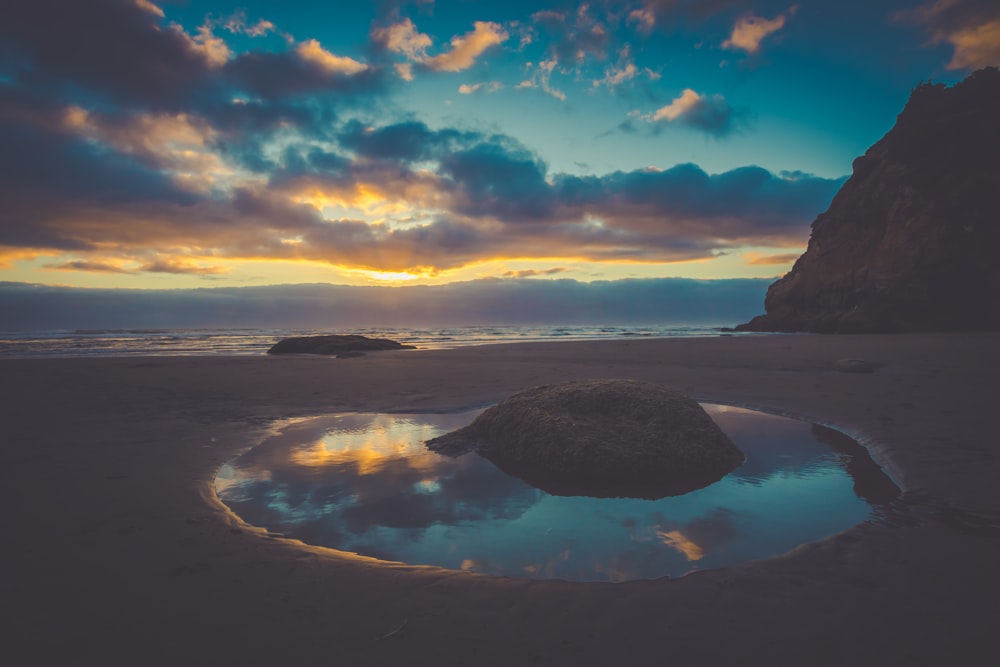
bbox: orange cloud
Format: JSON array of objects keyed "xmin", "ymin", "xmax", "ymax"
[
  {"xmin": 296, "ymin": 39, "xmax": 368, "ymax": 75},
  {"xmin": 652, "ymin": 89, "xmax": 702, "ymax": 121},
  {"xmin": 501, "ymin": 268, "xmax": 567, "ymax": 278},
  {"xmin": 173, "ymin": 23, "xmax": 231, "ymax": 68},
  {"xmin": 372, "ymin": 18, "xmax": 432, "ymax": 61},
  {"xmin": 723, "ymin": 6, "xmax": 798, "ymax": 54},
  {"xmin": 426, "ymin": 21, "xmax": 508, "ymax": 72},
  {"xmin": 942, "ymin": 20, "xmax": 1000, "ymax": 69},
  {"xmin": 628, "ymin": 8, "xmax": 656, "ymax": 33},
  {"xmin": 458, "ymin": 81, "xmax": 503, "ymax": 94},
  {"xmin": 746, "ymin": 252, "xmax": 801, "ymax": 265},
  {"xmin": 895, "ymin": 0, "xmax": 1000, "ymax": 70},
  {"xmin": 61, "ymin": 107, "xmax": 236, "ymax": 193},
  {"xmin": 657, "ymin": 529, "xmax": 705, "ymax": 561},
  {"xmin": 133, "ymin": 0, "xmax": 164, "ymax": 19}
]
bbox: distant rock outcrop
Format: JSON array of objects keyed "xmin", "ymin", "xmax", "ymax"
[
  {"xmin": 267, "ymin": 334, "xmax": 414, "ymax": 356},
  {"xmin": 738, "ymin": 67, "xmax": 1000, "ymax": 333},
  {"xmin": 426, "ymin": 380, "xmax": 744, "ymax": 499}
]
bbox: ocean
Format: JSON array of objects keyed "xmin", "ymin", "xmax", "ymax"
[{"xmin": 0, "ymin": 324, "xmax": 745, "ymax": 358}]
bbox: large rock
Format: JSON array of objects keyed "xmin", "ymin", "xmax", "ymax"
[
  {"xmin": 426, "ymin": 380, "xmax": 744, "ymax": 499},
  {"xmin": 267, "ymin": 334, "xmax": 414, "ymax": 356},
  {"xmin": 738, "ymin": 67, "xmax": 1000, "ymax": 333}
]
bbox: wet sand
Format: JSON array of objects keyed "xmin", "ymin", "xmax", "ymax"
[{"xmin": 2, "ymin": 333, "xmax": 998, "ymax": 665}]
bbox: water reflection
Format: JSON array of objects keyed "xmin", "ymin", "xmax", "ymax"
[{"xmin": 216, "ymin": 405, "xmax": 898, "ymax": 582}]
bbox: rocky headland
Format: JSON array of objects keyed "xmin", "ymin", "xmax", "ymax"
[{"xmin": 739, "ymin": 67, "xmax": 1000, "ymax": 333}]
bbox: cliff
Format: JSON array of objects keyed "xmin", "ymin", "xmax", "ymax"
[{"xmin": 738, "ymin": 67, "xmax": 1000, "ymax": 333}]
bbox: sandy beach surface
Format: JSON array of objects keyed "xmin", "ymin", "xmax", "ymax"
[{"xmin": 2, "ymin": 333, "xmax": 998, "ymax": 666}]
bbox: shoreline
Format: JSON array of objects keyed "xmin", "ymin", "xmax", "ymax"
[{"xmin": 3, "ymin": 333, "xmax": 998, "ymax": 665}]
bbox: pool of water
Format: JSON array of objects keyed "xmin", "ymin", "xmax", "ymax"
[{"xmin": 215, "ymin": 405, "xmax": 899, "ymax": 582}]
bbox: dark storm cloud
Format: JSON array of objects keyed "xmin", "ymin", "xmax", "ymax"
[
  {"xmin": 336, "ymin": 120, "xmax": 475, "ymax": 162},
  {"xmin": 439, "ymin": 141, "xmax": 558, "ymax": 220},
  {"xmin": 2, "ymin": 0, "xmax": 388, "ymax": 117},
  {"xmin": 553, "ymin": 163, "xmax": 842, "ymax": 241},
  {"xmin": 222, "ymin": 50, "xmax": 386, "ymax": 100},
  {"xmin": 0, "ymin": 278, "xmax": 771, "ymax": 330},
  {"xmin": 199, "ymin": 97, "xmax": 346, "ymax": 173},
  {"xmin": 0, "ymin": 0, "xmax": 217, "ymax": 108}
]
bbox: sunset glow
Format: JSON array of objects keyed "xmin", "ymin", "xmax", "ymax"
[{"xmin": 2, "ymin": 0, "xmax": 996, "ymax": 297}]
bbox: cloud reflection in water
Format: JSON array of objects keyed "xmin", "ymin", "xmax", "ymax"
[{"xmin": 216, "ymin": 405, "xmax": 897, "ymax": 582}]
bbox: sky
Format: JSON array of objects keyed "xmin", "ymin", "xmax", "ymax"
[{"xmin": 0, "ymin": 0, "xmax": 998, "ymax": 296}]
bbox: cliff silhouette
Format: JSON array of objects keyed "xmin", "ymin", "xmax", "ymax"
[{"xmin": 738, "ymin": 67, "xmax": 1000, "ymax": 333}]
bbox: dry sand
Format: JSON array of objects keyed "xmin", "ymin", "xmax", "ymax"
[{"xmin": 2, "ymin": 333, "xmax": 998, "ymax": 666}]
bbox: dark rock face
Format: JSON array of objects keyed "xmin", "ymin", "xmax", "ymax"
[
  {"xmin": 426, "ymin": 380, "xmax": 744, "ymax": 499},
  {"xmin": 267, "ymin": 334, "xmax": 415, "ymax": 356},
  {"xmin": 738, "ymin": 67, "xmax": 1000, "ymax": 333}
]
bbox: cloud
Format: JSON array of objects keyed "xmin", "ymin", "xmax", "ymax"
[
  {"xmin": 0, "ymin": 0, "xmax": 220, "ymax": 107},
  {"xmin": 593, "ymin": 46, "xmax": 659, "ymax": 90},
  {"xmin": 897, "ymin": 0, "xmax": 1000, "ymax": 69},
  {"xmin": 517, "ymin": 59, "xmax": 566, "ymax": 101},
  {"xmin": 44, "ymin": 260, "xmax": 133, "ymax": 274},
  {"xmin": 179, "ymin": 23, "xmax": 232, "ymax": 68},
  {"xmin": 336, "ymin": 120, "xmax": 473, "ymax": 162},
  {"xmin": 646, "ymin": 89, "xmax": 745, "ymax": 136},
  {"xmin": 0, "ymin": 0, "xmax": 840, "ymax": 284},
  {"xmin": 43, "ymin": 257, "xmax": 225, "ymax": 275},
  {"xmin": 372, "ymin": 18, "xmax": 507, "ymax": 77},
  {"xmin": 532, "ymin": 5, "xmax": 609, "ymax": 64},
  {"xmin": 425, "ymin": 21, "xmax": 509, "ymax": 72},
  {"xmin": 221, "ymin": 11, "xmax": 279, "ymax": 39},
  {"xmin": 594, "ymin": 61, "xmax": 638, "ymax": 88},
  {"xmin": 438, "ymin": 141, "xmax": 557, "ymax": 221},
  {"xmin": 458, "ymin": 81, "xmax": 503, "ymax": 94},
  {"xmin": 629, "ymin": 0, "xmax": 749, "ymax": 30},
  {"xmin": 371, "ymin": 18, "xmax": 432, "ymax": 61},
  {"xmin": 1, "ymin": 84, "xmax": 839, "ymax": 277},
  {"xmin": 223, "ymin": 49, "xmax": 381, "ymax": 100},
  {"xmin": 295, "ymin": 39, "xmax": 368, "ymax": 75},
  {"xmin": 628, "ymin": 8, "xmax": 656, "ymax": 33},
  {"xmin": 500, "ymin": 268, "xmax": 567, "ymax": 278},
  {"xmin": 134, "ymin": 0, "xmax": 164, "ymax": 18},
  {"xmin": 745, "ymin": 252, "xmax": 800, "ymax": 265},
  {"xmin": 722, "ymin": 6, "xmax": 798, "ymax": 54},
  {"xmin": 61, "ymin": 106, "xmax": 232, "ymax": 193},
  {"xmin": 0, "ymin": 278, "xmax": 772, "ymax": 329},
  {"xmin": 945, "ymin": 21, "xmax": 1000, "ymax": 68}
]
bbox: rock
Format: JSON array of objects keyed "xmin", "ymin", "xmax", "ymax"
[
  {"xmin": 267, "ymin": 334, "xmax": 415, "ymax": 355},
  {"xmin": 426, "ymin": 380, "xmax": 744, "ymax": 499},
  {"xmin": 738, "ymin": 67, "xmax": 1000, "ymax": 333}
]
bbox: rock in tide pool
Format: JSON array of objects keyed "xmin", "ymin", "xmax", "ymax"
[
  {"xmin": 426, "ymin": 380, "xmax": 744, "ymax": 499},
  {"xmin": 267, "ymin": 334, "xmax": 415, "ymax": 356}
]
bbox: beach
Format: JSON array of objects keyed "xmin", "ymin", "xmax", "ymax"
[{"xmin": 2, "ymin": 333, "xmax": 998, "ymax": 666}]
